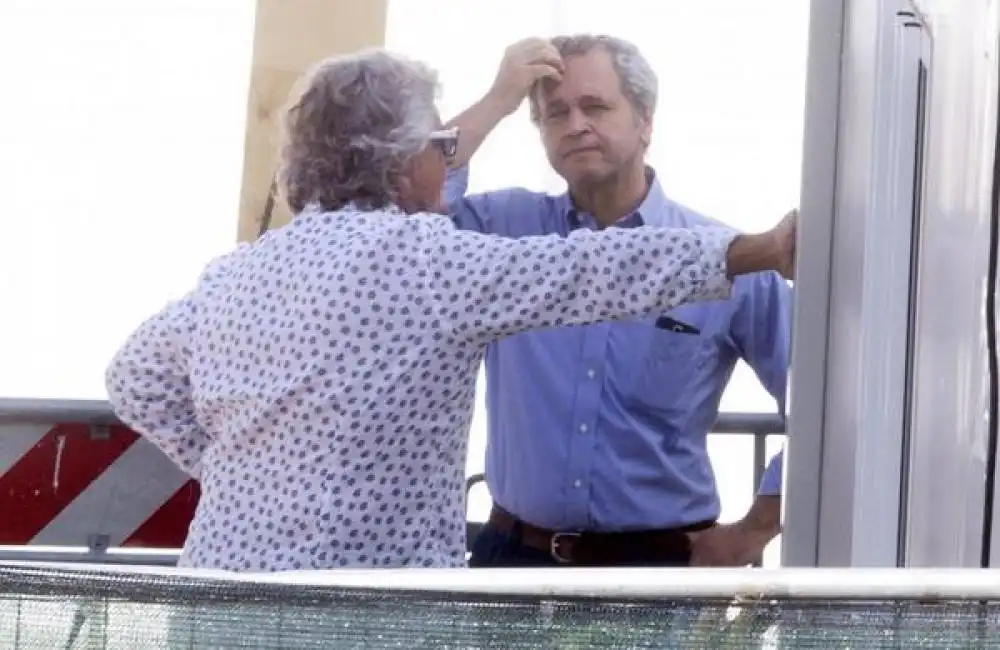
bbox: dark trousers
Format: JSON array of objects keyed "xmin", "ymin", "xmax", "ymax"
[
  {"xmin": 468, "ymin": 522, "xmax": 692, "ymax": 568},
  {"xmin": 468, "ymin": 523, "xmax": 705, "ymax": 646}
]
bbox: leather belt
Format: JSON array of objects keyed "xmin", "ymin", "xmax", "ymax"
[{"xmin": 487, "ymin": 505, "xmax": 715, "ymax": 566}]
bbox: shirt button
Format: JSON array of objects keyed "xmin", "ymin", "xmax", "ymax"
[
  {"xmin": 578, "ymin": 424, "xmax": 588, "ymax": 433},
  {"xmin": 587, "ymin": 368, "xmax": 596, "ymax": 379},
  {"xmin": 573, "ymin": 479, "xmax": 582, "ymax": 488}
]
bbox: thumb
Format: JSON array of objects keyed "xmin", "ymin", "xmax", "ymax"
[{"xmin": 689, "ymin": 548, "xmax": 709, "ymax": 567}]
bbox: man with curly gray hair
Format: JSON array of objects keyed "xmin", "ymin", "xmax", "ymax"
[{"xmin": 104, "ymin": 47, "xmax": 796, "ymax": 572}]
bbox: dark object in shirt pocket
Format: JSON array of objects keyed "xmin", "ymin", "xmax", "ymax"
[{"xmin": 654, "ymin": 316, "xmax": 700, "ymax": 336}]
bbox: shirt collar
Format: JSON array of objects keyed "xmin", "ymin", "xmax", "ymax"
[{"xmin": 564, "ymin": 167, "xmax": 669, "ymax": 230}]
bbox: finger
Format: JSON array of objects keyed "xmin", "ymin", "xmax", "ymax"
[
  {"xmin": 527, "ymin": 64, "xmax": 562, "ymax": 82},
  {"xmin": 517, "ymin": 36, "xmax": 551, "ymax": 50},
  {"xmin": 533, "ymin": 46, "xmax": 565, "ymax": 72},
  {"xmin": 512, "ymin": 38, "xmax": 553, "ymax": 63},
  {"xmin": 689, "ymin": 549, "xmax": 720, "ymax": 567}
]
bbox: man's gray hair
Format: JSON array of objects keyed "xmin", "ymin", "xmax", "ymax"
[
  {"xmin": 278, "ymin": 48, "xmax": 440, "ymax": 214},
  {"xmin": 529, "ymin": 34, "xmax": 658, "ymax": 124}
]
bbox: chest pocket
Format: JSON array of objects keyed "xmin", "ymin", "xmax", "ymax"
[{"xmin": 625, "ymin": 324, "xmax": 713, "ymax": 414}]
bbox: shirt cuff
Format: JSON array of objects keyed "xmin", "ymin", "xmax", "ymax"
[
  {"xmin": 693, "ymin": 226, "xmax": 739, "ymax": 303},
  {"xmin": 757, "ymin": 449, "xmax": 783, "ymax": 496}
]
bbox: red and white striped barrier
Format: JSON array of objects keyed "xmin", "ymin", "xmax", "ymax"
[{"xmin": 0, "ymin": 419, "xmax": 197, "ymax": 550}]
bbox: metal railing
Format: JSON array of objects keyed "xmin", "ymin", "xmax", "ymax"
[
  {"xmin": 6, "ymin": 563, "xmax": 1000, "ymax": 649},
  {"xmin": 10, "ymin": 562, "xmax": 993, "ymax": 599},
  {"xmin": 0, "ymin": 398, "xmax": 118, "ymax": 425},
  {"xmin": 0, "ymin": 399, "xmax": 785, "ymax": 566}
]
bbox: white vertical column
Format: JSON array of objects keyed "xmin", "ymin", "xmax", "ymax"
[
  {"xmin": 903, "ymin": 0, "xmax": 999, "ymax": 568},
  {"xmin": 780, "ymin": 0, "xmax": 846, "ymax": 568},
  {"xmin": 784, "ymin": 0, "xmax": 928, "ymax": 567}
]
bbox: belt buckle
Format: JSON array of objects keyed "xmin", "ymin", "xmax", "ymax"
[{"xmin": 550, "ymin": 532, "xmax": 581, "ymax": 564}]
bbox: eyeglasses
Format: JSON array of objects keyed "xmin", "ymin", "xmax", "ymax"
[{"xmin": 429, "ymin": 127, "xmax": 459, "ymax": 159}]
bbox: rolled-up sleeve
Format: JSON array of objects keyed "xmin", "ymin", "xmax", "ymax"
[
  {"xmin": 105, "ymin": 296, "xmax": 208, "ymax": 479},
  {"xmin": 425, "ymin": 221, "xmax": 739, "ymax": 343},
  {"xmin": 757, "ymin": 450, "xmax": 784, "ymax": 496}
]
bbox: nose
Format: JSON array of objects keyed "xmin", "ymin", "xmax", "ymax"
[{"xmin": 566, "ymin": 107, "xmax": 591, "ymax": 135}]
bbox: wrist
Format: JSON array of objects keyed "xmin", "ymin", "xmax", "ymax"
[
  {"xmin": 740, "ymin": 495, "xmax": 782, "ymax": 538},
  {"xmin": 740, "ymin": 516, "xmax": 781, "ymax": 540},
  {"xmin": 484, "ymin": 86, "xmax": 523, "ymax": 117},
  {"xmin": 725, "ymin": 231, "xmax": 779, "ymax": 279}
]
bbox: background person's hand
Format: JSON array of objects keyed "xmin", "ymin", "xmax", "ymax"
[
  {"xmin": 768, "ymin": 208, "xmax": 797, "ymax": 281},
  {"xmin": 687, "ymin": 495, "xmax": 781, "ymax": 566},
  {"xmin": 725, "ymin": 209, "xmax": 798, "ymax": 280},
  {"xmin": 687, "ymin": 522, "xmax": 772, "ymax": 567},
  {"xmin": 488, "ymin": 38, "xmax": 565, "ymax": 115}
]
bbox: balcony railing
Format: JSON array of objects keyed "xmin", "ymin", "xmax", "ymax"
[
  {"xmin": 6, "ymin": 563, "xmax": 1000, "ymax": 647},
  {"xmin": 0, "ymin": 398, "xmax": 785, "ymax": 566}
]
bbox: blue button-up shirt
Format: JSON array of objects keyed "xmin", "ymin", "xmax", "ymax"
[{"xmin": 447, "ymin": 166, "xmax": 789, "ymax": 531}]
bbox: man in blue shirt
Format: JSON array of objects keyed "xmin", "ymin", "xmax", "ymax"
[{"xmin": 446, "ymin": 34, "xmax": 790, "ymax": 567}]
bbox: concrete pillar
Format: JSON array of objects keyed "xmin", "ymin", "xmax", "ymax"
[{"xmin": 236, "ymin": 0, "xmax": 388, "ymax": 242}]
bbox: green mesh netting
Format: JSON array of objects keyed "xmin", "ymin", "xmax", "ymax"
[{"xmin": 1, "ymin": 564, "xmax": 998, "ymax": 649}]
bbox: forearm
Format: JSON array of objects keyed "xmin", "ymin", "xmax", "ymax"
[
  {"xmin": 434, "ymin": 224, "xmax": 737, "ymax": 343},
  {"xmin": 106, "ymin": 345, "xmax": 208, "ymax": 479},
  {"xmin": 726, "ymin": 232, "xmax": 783, "ymax": 278},
  {"xmin": 445, "ymin": 91, "xmax": 515, "ymax": 169},
  {"xmin": 114, "ymin": 402, "xmax": 207, "ymax": 480},
  {"xmin": 104, "ymin": 300, "xmax": 209, "ymax": 479}
]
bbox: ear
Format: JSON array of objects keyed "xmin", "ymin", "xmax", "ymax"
[
  {"xmin": 638, "ymin": 107, "xmax": 653, "ymax": 148},
  {"xmin": 393, "ymin": 172, "xmax": 413, "ymax": 207}
]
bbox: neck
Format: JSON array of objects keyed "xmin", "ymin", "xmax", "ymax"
[{"xmin": 570, "ymin": 165, "xmax": 649, "ymax": 228}]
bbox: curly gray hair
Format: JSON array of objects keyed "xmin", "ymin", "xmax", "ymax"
[
  {"xmin": 529, "ymin": 34, "xmax": 658, "ymax": 124},
  {"xmin": 278, "ymin": 48, "xmax": 440, "ymax": 214}
]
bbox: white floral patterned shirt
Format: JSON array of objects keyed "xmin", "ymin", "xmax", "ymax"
[{"xmin": 105, "ymin": 205, "xmax": 736, "ymax": 572}]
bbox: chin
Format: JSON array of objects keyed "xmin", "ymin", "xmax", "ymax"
[{"xmin": 566, "ymin": 167, "xmax": 612, "ymax": 187}]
